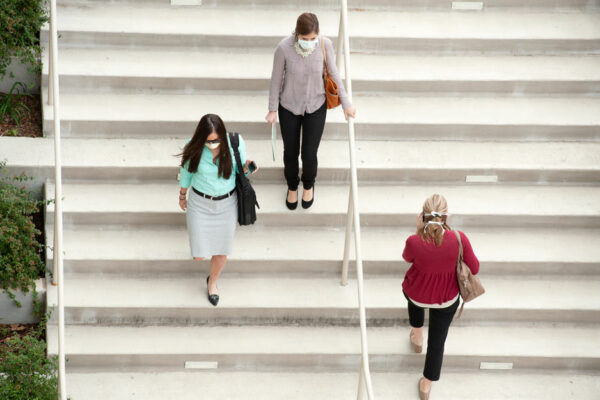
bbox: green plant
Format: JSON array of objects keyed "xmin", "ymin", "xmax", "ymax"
[
  {"xmin": 4, "ymin": 129, "xmax": 20, "ymax": 137},
  {"xmin": 0, "ymin": 160, "xmax": 47, "ymax": 312},
  {"xmin": 0, "ymin": 332, "xmax": 59, "ymax": 400},
  {"xmin": 0, "ymin": 0, "xmax": 49, "ymax": 80},
  {"xmin": 0, "ymin": 82, "xmax": 31, "ymax": 125}
]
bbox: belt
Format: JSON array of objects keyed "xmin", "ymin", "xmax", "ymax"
[{"xmin": 192, "ymin": 187, "xmax": 236, "ymax": 201}]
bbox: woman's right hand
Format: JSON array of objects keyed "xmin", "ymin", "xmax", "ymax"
[
  {"xmin": 179, "ymin": 198, "xmax": 187, "ymax": 211},
  {"xmin": 265, "ymin": 111, "xmax": 277, "ymax": 125}
]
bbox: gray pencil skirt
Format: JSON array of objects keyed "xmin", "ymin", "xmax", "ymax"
[{"xmin": 186, "ymin": 189, "xmax": 238, "ymax": 258}]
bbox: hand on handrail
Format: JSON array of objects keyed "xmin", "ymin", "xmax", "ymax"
[
  {"xmin": 344, "ymin": 105, "xmax": 357, "ymax": 121},
  {"xmin": 265, "ymin": 111, "xmax": 277, "ymax": 125}
]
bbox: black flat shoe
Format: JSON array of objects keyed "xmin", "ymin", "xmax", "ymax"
[
  {"xmin": 206, "ymin": 276, "xmax": 219, "ymax": 306},
  {"xmin": 302, "ymin": 186, "xmax": 314, "ymax": 209},
  {"xmin": 286, "ymin": 190, "xmax": 298, "ymax": 210}
]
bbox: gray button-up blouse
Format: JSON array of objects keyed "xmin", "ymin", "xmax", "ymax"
[{"xmin": 268, "ymin": 35, "xmax": 351, "ymax": 115}]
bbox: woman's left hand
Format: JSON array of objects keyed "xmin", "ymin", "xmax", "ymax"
[
  {"xmin": 344, "ymin": 105, "xmax": 357, "ymax": 120},
  {"xmin": 243, "ymin": 160, "xmax": 258, "ymax": 175}
]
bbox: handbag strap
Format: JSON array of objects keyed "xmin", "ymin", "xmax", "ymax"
[
  {"xmin": 321, "ymin": 37, "xmax": 329, "ymax": 78},
  {"xmin": 454, "ymin": 229, "xmax": 465, "ymax": 319},
  {"xmin": 228, "ymin": 132, "xmax": 243, "ymax": 176},
  {"xmin": 454, "ymin": 230, "xmax": 464, "ymax": 262}
]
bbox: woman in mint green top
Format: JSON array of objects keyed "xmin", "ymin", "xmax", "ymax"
[
  {"xmin": 179, "ymin": 132, "xmax": 248, "ymax": 196},
  {"xmin": 178, "ymin": 114, "xmax": 254, "ymax": 307}
]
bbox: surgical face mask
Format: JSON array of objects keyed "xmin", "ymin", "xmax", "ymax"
[
  {"xmin": 298, "ymin": 38, "xmax": 318, "ymax": 50},
  {"xmin": 205, "ymin": 140, "xmax": 220, "ymax": 150}
]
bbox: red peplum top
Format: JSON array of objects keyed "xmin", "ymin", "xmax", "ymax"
[{"xmin": 402, "ymin": 230, "xmax": 480, "ymax": 305}]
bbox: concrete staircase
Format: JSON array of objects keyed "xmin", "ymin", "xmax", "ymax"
[{"xmin": 39, "ymin": 0, "xmax": 600, "ymax": 398}]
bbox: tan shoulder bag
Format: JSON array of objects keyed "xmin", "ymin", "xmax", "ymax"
[
  {"xmin": 454, "ymin": 230, "xmax": 485, "ymax": 319},
  {"xmin": 321, "ymin": 37, "xmax": 341, "ymax": 109}
]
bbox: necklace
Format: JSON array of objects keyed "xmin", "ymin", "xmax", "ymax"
[{"xmin": 294, "ymin": 41, "xmax": 316, "ymax": 58}]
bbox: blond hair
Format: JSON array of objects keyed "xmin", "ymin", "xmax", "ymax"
[{"xmin": 417, "ymin": 194, "xmax": 451, "ymax": 247}]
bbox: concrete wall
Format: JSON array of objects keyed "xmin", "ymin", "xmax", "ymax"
[
  {"xmin": 1, "ymin": 59, "xmax": 41, "ymax": 94},
  {"xmin": 0, "ymin": 279, "xmax": 45, "ymax": 324}
]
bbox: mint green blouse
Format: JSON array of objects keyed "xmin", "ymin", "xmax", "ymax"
[{"xmin": 179, "ymin": 134, "xmax": 247, "ymax": 196}]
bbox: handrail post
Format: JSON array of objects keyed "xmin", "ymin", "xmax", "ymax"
[
  {"xmin": 48, "ymin": 23, "xmax": 54, "ymax": 106},
  {"xmin": 357, "ymin": 361, "xmax": 366, "ymax": 400},
  {"xmin": 48, "ymin": 0, "xmax": 67, "ymax": 399},
  {"xmin": 339, "ymin": 0, "xmax": 375, "ymax": 398},
  {"xmin": 339, "ymin": 12, "xmax": 352, "ymax": 287},
  {"xmin": 336, "ymin": 11, "xmax": 344, "ymax": 72},
  {"xmin": 341, "ymin": 190, "xmax": 353, "ymax": 286}
]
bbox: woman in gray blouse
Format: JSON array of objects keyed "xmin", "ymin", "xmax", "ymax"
[{"xmin": 266, "ymin": 12, "xmax": 356, "ymax": 210}]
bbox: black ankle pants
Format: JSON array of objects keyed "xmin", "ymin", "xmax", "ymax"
[
  {"xmin": 404, "ymin": 291, "xmax": 460, "ymax": 381},
  {"xmin": 278, "ymin": 101, "xmax": 327, "ymax": 191}
]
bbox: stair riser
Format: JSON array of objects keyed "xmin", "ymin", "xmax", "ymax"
[
  {"xmin": 47, "ymin": 258, "xmax": 600, "ymax": 276},
  {"xmin": 48, "ymin": 259, "xmax": 600, "ymax": 277},
  {"xmin": 50, "ymin": 353, "xmax": 600, "ymax": 373},
  {"xmin": 51, "ymin": 307, "xmax": 600, "ymax": 326},
  {"xmin": 36, "ymin": 166, "xmax": 600, "ymax": 185},
  {"xmin": 50, "ymin": 75, "xmax": 600, "ymax": 96},
  {"xmin": 41, "ymin": 31, "xmax": 600, "ymax": 55},
  {"xmin": 45, "ymin": 211, "xmax": 600, "ymax": 229},
  {"xmin": 43, "ymin": 120, "xmax": 600, "ymax": 142}
]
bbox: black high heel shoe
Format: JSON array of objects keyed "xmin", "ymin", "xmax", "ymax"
[
  {"xmin": 302, "ymin": 186, "xmax": 314, "ymax": 209},
  {"xmin": 286, "ymin": 189, "xmax": 298, "ymax": 210},
  {"xmin": 206, "ymin": 276, "xmax": 219, "ymax": 306}
]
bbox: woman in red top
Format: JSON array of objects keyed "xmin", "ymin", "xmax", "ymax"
[{"xmin": 402, "ymin": 194, "xmax": 479, "ymax": 400}]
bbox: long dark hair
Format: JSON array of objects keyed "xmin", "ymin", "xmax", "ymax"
[{"xmin": 178, "ymin": 114, "xmax": 233, "ymax": 179}]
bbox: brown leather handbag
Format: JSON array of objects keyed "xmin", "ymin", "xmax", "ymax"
[
  {"xmin": 321, "ymin": 38, "xmax": 341, "ymax": 109},
  {"xmin": 454, "ymin": 230, "xmax": 485, "ymax": 319}
]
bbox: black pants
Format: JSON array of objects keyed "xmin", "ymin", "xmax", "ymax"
[
  {"xmin": 278, "ymin": 101, "xmax": 327, "ymax": 191},
  {"xmin": 404, "ymin": 292, "xmax": 460, "ymax": 381}
]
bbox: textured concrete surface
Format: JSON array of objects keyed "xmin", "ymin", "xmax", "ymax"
[{"xmin": 64, "ymin": 371, "xmax": 600, "ymax": 400}]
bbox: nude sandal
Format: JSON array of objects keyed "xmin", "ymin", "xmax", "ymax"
[
  {"xmin": 418, "ymin": 378, "xmax": 430, "ymax": 400},
  {"xmin": 410, "ymin": 330, "xmax": 423, "ymax": 353}
]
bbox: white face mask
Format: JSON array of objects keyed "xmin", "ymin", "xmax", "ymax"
[
  {"xmin": 298, "ymin": 38, "xmax": 318, "ymax": 50},
  {"xmin": 205, "ymin": 142, "xmax": 220, "ymax": 150}
]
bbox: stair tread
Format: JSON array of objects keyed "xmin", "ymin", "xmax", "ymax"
[
  {"xmin": 56, "ymin": 275, "xmax": 600, "ymax": 311},
  {"xmin": 47, "ymin": 324, "xmax": 600, "ymax": 358},
  {"xmin": 44, "ymin": 92, "xmax": 600, "ymax": 126},
  {"xmin": 62, "ymin": 371, "xmax": 600, "ymax": 400},
  {"xmin": 5, "ymin": 137, "xmax": 600, "ymax": 171},
  {"xmin": 46, "ymin": 182, "xmax": 600, "ymax": 218},
  {"xmin": 47, "ymin": 226, "xmax": 600, "ymax": 264},
  {"xmin": 46, "ymin": 48, "xmax": 600, "ymax": 82},
  {"xmin": 50, "ymin": 5, "xmax": 600, "ymax": 40}
]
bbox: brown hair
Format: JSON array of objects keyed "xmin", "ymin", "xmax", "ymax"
[
  {"xmin": 417, "ymin": 194, "xmax": 451, "ymax": 247},
  {"xmin": 178, "ymin": 114, "xmax": 233, "ymax": 180},
  {"xmin": 294, "ymin": 12, "xmax": 319, "ymax": 39}
]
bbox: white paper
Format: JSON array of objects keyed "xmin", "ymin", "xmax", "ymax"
[{"xmin": 271, "ymin": 123, "xmax": 277, "ymax": 161}]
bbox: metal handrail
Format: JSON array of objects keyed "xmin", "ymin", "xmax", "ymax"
[
  {"xmin": 336, "ymin": 1, "xmax": 375, "ymax": 399},
  {"xmin": 48, "ymin": 0, "xmax": 67, "ymax": 399}
]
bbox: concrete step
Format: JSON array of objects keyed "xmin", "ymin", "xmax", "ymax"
[
  {"xmin": 43, "ymin": 5, "xmax": 600, "ymax": 53},
  {"xmin": 57, "ymin": 0, "xmax": 600, "ymax": 12},
  {"xmin": 41, "ymin": 92, "xmax": 600, "ymax": 141},
  {"xmin": 44, "ymin": 225, "xmax": 600, "ymax": 276},
  {"xmin": 5, "ymin": 137, "xmax": 600, "ymax": 184},
  {"xmin": 45, "ymin": 275, "xmax": 600, "ymax": 325},
  {"xmin": 62, "ymin": 370, "xmax": 600, "ymax": 400},
  {"xmin": 44, "ymin": 48, "xmax": 600, "ymax": 95},
  {"xmin": 46, "ymin": 324, "xmax": 600, "ymax": 371},
  {"xmin": 45, "ymin": 182, "xmax": 600, "ymax": 228}
]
